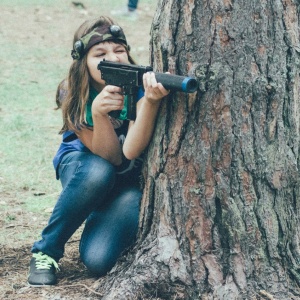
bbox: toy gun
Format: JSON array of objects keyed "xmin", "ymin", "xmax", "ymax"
[{"xmin": 97, "ymin": 60, "xmax": 198, "ymax": 120}]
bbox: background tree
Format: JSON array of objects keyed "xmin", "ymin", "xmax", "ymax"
[{"xmin": 96, "ymin": 0, "xmax": 300, "ymax": 299}]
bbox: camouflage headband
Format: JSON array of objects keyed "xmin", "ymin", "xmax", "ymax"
[{"xmin": 71, "ymin": 25, "xmax": 128, "ymax": 60}]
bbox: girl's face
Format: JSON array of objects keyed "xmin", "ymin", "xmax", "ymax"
[{"xmin": 87, "ymin": 41, "xmax": 129, "ymax": 91}]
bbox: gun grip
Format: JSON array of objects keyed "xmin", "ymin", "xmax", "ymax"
[{"xmin": 109, "ymin": 110, "xmax": 122, "ymax": 119}]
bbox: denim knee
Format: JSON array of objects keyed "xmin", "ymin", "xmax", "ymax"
[
  {"xmin": 79, "ymin": 186, "xmax": 142, "ymax": 276},
  {"xmin": 81, "ymin": 247, "xmax": 116, "ymax": 276},
  {"xmin": 60, "ymin": 152, "xmax": 116, "ymax": 196},
  {"xmin": 81, "ymin": 155, "xmax": 116, "ymax": 193}
]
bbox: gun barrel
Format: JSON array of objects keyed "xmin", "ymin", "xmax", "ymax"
[{"xmin": 154, "ymin": 73, "xmax": 198, "ymax": 93}]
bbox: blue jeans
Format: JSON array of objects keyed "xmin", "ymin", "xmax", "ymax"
[
  {"xmin": 128, "ymin": 0, "xmax": 138, "ymax": 10},
  {"xmin": 32, "ymin": 151, "xmax": 142, "ymax": 276}
]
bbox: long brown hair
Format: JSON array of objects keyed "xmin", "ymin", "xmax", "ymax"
[{"xmin": 57, "ymin": 16, "xmax": 136, "ymax": 134}]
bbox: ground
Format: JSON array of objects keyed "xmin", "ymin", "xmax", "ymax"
[{"xmin": 0, "ymin": 1, "xmax": 157, "ymax": 299}]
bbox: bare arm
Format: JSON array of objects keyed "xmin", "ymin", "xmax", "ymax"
[
  {"xmin": 123, "ymin": 72, "xmax": 169, "ymax": 160},
  {"xmin": 76, "ymin": 85, "xmax": 124, "ymax": 166}
]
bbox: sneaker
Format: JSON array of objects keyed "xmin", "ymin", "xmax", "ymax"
[{"xmin": 28, "ymin": 252, "xmax": 60, "ymax": 286}]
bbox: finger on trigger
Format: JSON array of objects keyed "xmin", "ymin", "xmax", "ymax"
[{"xmin": 107, "ymin": 85, "xmax": 122, "ymax": 93}]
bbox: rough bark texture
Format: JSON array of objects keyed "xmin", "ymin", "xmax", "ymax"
[{"xmin": 95, "ymin": 0, "xmax": 300, "ymax": 299}]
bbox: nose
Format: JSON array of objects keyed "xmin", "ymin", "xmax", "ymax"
[{"xmin": 106, "ymin": 52, "xmax": 119, "ymax": 62}]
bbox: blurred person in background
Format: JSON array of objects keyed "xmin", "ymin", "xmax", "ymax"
[{"xmin": 111, "ymin": 0, "xmax": 139, "ymax": 20}]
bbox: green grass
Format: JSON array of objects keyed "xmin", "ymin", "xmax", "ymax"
[
  {"xmin": 0, "ymin": 0, "xmax": 157, "ymax": 245},
  {"xmin": 0, "ymin": 0, "xmax": 57, "ymax": 5},
  {"xmin": 0, "ymin": 33, "xmax": 63, "ymax": 199}
]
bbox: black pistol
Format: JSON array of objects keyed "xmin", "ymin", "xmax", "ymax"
[{"xmin": 97, "ymin": 60, "xmax": 198, "ymax": 120}]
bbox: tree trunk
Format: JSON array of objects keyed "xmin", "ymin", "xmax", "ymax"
[{"xmin": 95, "ymin": 0, "xmax": 300, "ymax": 299}]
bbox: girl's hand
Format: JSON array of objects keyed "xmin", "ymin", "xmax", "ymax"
[
  {"xmin": 92, "ymin": 85, "xmax": 124, "ymax": 116},
  {"xmin": 143, "ymin": 72, "xmax": 170, "ymax": 104}
]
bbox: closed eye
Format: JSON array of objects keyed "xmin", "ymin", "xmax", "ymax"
[{"xmin": 96, "ymin": 52, "xmax": 105, "ymax": 57}]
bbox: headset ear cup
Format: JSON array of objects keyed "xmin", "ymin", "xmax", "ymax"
[
  {"xmin": 71, "ymin": 40, "xmax": 84, "ymax": 59},
  {"xmin": 110, "ymin": 25, "xmax": 122, "ymax": 37}
]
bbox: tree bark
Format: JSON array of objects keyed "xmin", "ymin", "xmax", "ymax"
[{"xmin": 95, "ymin": 0, "xmax": 300, "ymax": 299}]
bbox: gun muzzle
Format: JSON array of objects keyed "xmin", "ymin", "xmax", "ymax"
[{"xmin": 154, "ymin": 73, "xmax": 198, "ymax": 93}]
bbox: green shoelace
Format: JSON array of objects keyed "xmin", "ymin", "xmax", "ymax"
[{"xmin": 33, "ymin": 252, "xmax": 60, "ymax": 271}]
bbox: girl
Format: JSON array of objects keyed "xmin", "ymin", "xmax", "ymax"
[{"xmin": 28, "ymin": 16, "xmax": 169, "ymax": 286}]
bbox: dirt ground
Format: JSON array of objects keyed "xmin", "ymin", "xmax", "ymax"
[{"xmin": 0, "ymin": 1, "xmax": 156, "ymax": 299}]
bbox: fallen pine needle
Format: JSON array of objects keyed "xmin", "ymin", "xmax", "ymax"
[
  {"xmin": 54, "ymin": 283, "xmax": 103, "ymax": 296},
  {"xmin": 259, "ymin": 290, "xmax": 274, "ymax": 299}
]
